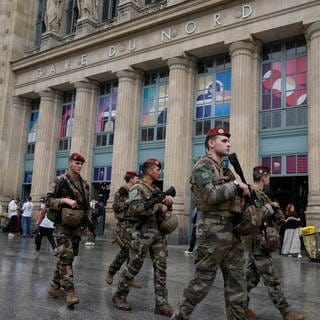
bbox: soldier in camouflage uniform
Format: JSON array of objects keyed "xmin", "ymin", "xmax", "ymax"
[
  {"xmin": 244, "ymin": 166, "xmax": 304, "ymax": 320},
  {"xmin": 105, "ymin": 170, "xmax": 140, "ymax": 288},
  {"xmin": 171, "ymin": 127, "xmax": 250, "ymax": 320},
  {"xmin": 46, "ymin": 153, "xmax": 90, "ymax": 308},
  {"xmin": 112, "ymin": 158, "xmax": 174, "ymax": 317}
]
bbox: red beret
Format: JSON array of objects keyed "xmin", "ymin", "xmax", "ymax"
[
  {"xmin": 253, "ymin": 166, "xmax": 270, "ymax": 175},
  {"xmin": 143, "ymin": 158, "xmax": 161, "ymax": 168},
  {"xmin": 126, "ymin": 170, "xmax": 139, "ymax": 177},
  {"xmin": 206, "ymin": 127, "xmax": 231, "ymax": 138},
  {"xmin": 69, "ymin": 152, "xmax": 85, "ymax": 163}
]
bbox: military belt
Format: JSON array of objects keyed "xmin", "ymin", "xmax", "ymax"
[{"xmin": 202, "ymin": 213, "xmax": 233, "ymax": 223}]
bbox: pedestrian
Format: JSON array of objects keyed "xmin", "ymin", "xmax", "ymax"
[
  {"xmin": 105, "ymin": 170, "xmax": 140, "ymax": 288},
  {"xmin": 46, "ymin": 152, "xmax": 91, "ymax": 308},
  {"xmin": 170, "ymin": 127, "xmax": 250, "ymax": 320},
  {"xmin": 21, "ymin": 195, "xmax": 34, "ymax": 237},
  {"xmin": 34, "ymin": 200, "xmax": 57, "ymax": 254},
  {"xmin": 7, "ymin": 197, "xmax": 20, "ymax": 237},
  {"xmin": 281, "ymin": 204, "xmax": 302, "ymax": 258},
  {"xmin": 244, "ymin": 166, "xmax": 304, "ymax": 320},
  {"xmin": 184, "ymin": 207, "xmax": 200, "ymax": 255},
  {"xmin": 112, "ymin": 158, "xmax": 174, "ymax": 316}
]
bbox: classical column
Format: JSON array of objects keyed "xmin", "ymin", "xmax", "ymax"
[
  {"xmin": 71, "ymin": 80, "xmax": 100, "ymax": 183},
  {"xmin": 229, "ymin": 40, "xmax": 261, "ymax": 182},
  {"xmin": 31, "ymin": 90, "xmax": 62, "ymax": 203},
  {"xmin": 105, "ymin": 69, "xmax": 143, "ymax": 233},
  {"xmin": 164, "ymin": 56, "xmax": 196, "ymax": 244},
  {"xmin": 3, "ymin": 97, "xmax": 32, "ymax": 199},
  {"xmin": 305, "ymin": 21, "xmax": 320, "ymax": 227}
]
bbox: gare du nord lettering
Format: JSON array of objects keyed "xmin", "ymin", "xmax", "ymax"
[{"xmin": 35, "ymin": 5, "xmax": 253, "ymax": 79}]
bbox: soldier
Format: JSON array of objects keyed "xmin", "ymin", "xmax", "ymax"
[
  {"xmin": 244, "ymin": 166, "xmax": 304, "ymax": 320},
  {"xmin": 170, "ymin": 127, "xmax": 250, "ymax": 320},
  {"xmin": 105, "ymin": 170, "xmax": 141, "ymax": 288},
  {"xmin": 112, "ymin": 158, "xmax": 174, "ymax": 317},
  {"xmin": 46, "ymin": 152, "xmax": 90, "ymax": 308}
]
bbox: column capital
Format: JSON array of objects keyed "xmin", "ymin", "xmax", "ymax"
[
  {"xmin": 12, "ymin": 96, "xmax": 32, "ymax": 108},
  {"xmin": 305, "ymin": 21, "xmax": 320, "ymax": 41},
  {"xmin": 38, "ymin": 89, "xmax": 63, "ymax": 101},
  {"xmin": 73, "ymin": 79, "xmax": 100, "ymax": 91},
  {"xmin": 167, "ymin": 56, "xmax": 197, "ymax": 70},
  {"xmin": 116, "ymin": 69, "xmax": 143, "ymax": 81},
  {"xmin": 229, "ymin": 40, "xmax": 257, "ymax": 57}
]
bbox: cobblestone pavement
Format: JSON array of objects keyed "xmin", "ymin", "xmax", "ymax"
[{"xmin": 0, "ymin": 233, "xmax": 319, "ymax": 320}]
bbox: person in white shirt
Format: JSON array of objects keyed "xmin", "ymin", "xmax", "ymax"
[
  {"xmin": 21, "ymin": 196, "xmax": 34, "ymax": 237},
  {"xmin": 7, "ymin": 197, "xmax": 20, "ymax": 237},
  {"xmin": 35, "ymin": 199, "xmax": 57, "ymax": 253}
]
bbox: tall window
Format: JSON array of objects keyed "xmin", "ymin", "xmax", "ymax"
[
  {"xmin": 194, "ymin": 55, "xmax": 231, "ymax": 136},
  {"xmin": 35, "ymin": 0, "xmax": 47, "ymax": 46},
  {"xmin": 58, "ymin": 92, "xmax": 75, "ymax": 151},
  {"xmin": 140, "ymin": 69, "xmax": 169, "ymax": 142},
  {"xmin": 26, "ymin": 102, "xmax": 40, "ymax": 155},
  {"xmin": 96, "ymin": 81, "xmax": 118, "ymax": 147},
  {"xmin": 66, "ymin": 0, "xmax": 79, "ymax": 34},
  {"xmin": 261, "ymin": 37, "xmax": 307, "ymax": 130},
  {"xmin": 102, "ymin": 0, "xmax": 118, "ymax": 21}
]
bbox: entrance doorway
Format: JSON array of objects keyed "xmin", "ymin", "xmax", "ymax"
[{"xmin": 269, "ymin": 176, "xmax": 308, "ymax": 226}]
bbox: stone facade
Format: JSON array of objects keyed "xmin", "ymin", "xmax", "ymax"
[{"xmin": 1, "ymin": 0, "xmax": 320, "ymax": 243}]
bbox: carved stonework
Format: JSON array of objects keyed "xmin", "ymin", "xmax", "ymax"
[
  {"xmin": 45, "ymin": 0, "xmax": 64, "ymax": 34},
  {"xmin": 117, "ymin": 0, "xmax": 140, "ymax": 23},
  {"xmin": 77, "ymin": 0, "xmax": 99, "ymax": 21}
]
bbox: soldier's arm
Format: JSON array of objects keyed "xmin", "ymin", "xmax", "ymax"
[
  {"xmin": 129, "ymin": 187, "xmax": 162, "ymax": 216},
  {"xmin": 112, "ymin": 191, "xmax": 128, "ymax": 213},
  {"xmin": 45, "ymin": 178, "xmax": 63, "ymax": 211},
  {"xmin": 195, "ymin": 163, "xmax": 237, "ymax": 205}
]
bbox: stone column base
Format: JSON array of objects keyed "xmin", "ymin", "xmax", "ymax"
[{"xmin": 305, "ymin": 193, "xmax": 320, "ymax": 228}]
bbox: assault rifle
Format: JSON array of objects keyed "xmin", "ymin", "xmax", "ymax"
[{"xmin": 144, "ymin": 186, "xmax": 176, "ymax": 210}]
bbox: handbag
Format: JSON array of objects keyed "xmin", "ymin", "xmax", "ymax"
[{"xmin": 61, "ymin": 208, "xmax": 84, "ymax": 227}]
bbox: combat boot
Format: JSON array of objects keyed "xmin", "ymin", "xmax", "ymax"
[
  {"xmin": 154, "ymin": 304, "xmax": 175, "ymax": 317},
  {"xmin": 48, "ymin": 286, "xmax": 65, "ymax": 298},
  {"xmin": 65, "ymin": 290, "xmax": 80, "ymax": 307},
  {"xmin": 129, "ymin": 280, "xmax": 141, "ymax": 289},
  {"xmin": 105, "ymin": 272, "xmax": 113, "ymax": 285},
  {"xmin": 112, "ymin": 295, "xmax": 131, "ymax": 311},
  {"xmin": 283, "ymin": 311, "xmax": 304, "ymax": 320},
  {"xmin": 245, "ymin": 308, "xmax": 259, "ymax": 319}
]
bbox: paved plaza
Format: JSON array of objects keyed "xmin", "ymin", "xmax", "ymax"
[{"xmin": 0, "ymin": 233, "xmax": 319, "ymax": 320}]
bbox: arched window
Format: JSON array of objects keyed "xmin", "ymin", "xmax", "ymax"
[{"xmin": 65, "ymin": 0, "xmax": 79, "ymax": 34}]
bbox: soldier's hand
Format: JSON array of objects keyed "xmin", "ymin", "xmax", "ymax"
[
  {"xmin": 238, "ymin": 181, "xmax": 250, "ymax": 196},
  {"xmin": 61, "ymin": 198, "xmax": 78, "ymax": 208},
  {"xmin": 161, "ymin": 204, "xmax": 168, "ymax": 215},
  {"xmin": 162, "ymin": 196, "xmax": 173, "ymax": 207}
]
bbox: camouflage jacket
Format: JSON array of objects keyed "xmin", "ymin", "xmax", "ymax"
[
  {"xmin": 112, "ymin": 185, "xmax": 130, "ymax": 221},
  {"xmin": 190, "ymin": 154, "xmax": 241, "ymax": 217},
  {"xmin": 128, "ymin": 181, "xmax": 164, "ymax": 232},
  {"xmin": 251, "ymin": 186, "xmax": 285, "ymax": 229},
  {"xmin": 46, "ymin": 172, "xmax": 90, "ymax": 227}
]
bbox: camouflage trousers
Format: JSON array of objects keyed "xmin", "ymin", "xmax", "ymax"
[
  {"xmin": 108, "ymin": 223, "xmax": 134, "ymax": 275},
  {"xmin": 172, "ymin": 219, "xmax": 247, "ymax": 320},
  {"xmin": 246, "ymin": 244, "xmax": 289, "ymax": 314},
  {"xmin": 108, "ymin": 244, "xmax": 130, "ymax": 275},
  {"xmin": 114, "ymin": 231, "xmax": 168, "ymax": 306},
  {"xmin": 51, "ymin": 230, "xmax": 80, "ymax": 292}
]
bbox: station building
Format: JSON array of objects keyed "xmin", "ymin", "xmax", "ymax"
[{"xmin": 1, "ymin": 0, "xmax": 320, "ymax": 243}]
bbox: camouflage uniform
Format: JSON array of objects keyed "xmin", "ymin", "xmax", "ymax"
[
  {"xmin": 245, "ymin": 187, "xmax": 291, "ymax": 315},
  {"xmin": 113, "ymin": 181, "xmax": 169, "ymax": 307},
  {"xmin": 107, "ymin": 185, "xmax": 135, "ymax": 275},
  {"xmin": 46, "ymin": 173, "xmax": 90, "ymax": 292},
  {"xmin": 171, "ymin": 155, "xmax": 247, "ymax": 320}
]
